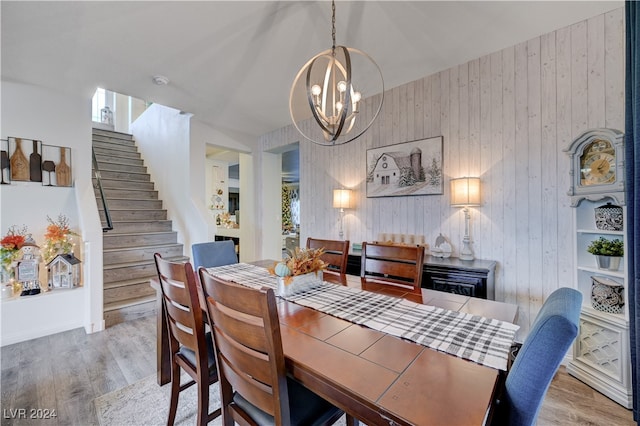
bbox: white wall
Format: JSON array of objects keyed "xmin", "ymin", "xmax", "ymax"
[
  {"xmin": 260, "ymin": 152, "xmax": 282, "ymax": 260},
  {"xmin": 238, "ymin": 153, "xmax": 257, "ymax": 262},
  {"xmin": 130, "ymin": 105, "xmax": 206, "ymax": 252},
  {"xmin": 259, "ymin": 9, "xmax": 625, "ymax": 338},
  {"xmin": 130, "ymin": 105, "xmax": 258, "ymax": 257},
  {"xmin": 0, "ymin": 81, "xmax": 104, "ymax": 345}
]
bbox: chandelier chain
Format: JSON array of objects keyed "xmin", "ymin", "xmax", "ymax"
[{"xmin": 331, "ymin": 0, "xmax": 336, "ymax": 51}]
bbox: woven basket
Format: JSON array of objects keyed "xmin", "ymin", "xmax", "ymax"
[
  {"xmin": 594, "ymin": 203, "xmax": 623, "ymax": 231},
  {"xmin": 591, "ymin": 276, "xmax": 624, "ymax": 314}
]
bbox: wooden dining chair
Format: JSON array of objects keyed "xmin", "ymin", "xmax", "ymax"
[
  {"xmin": 153, "ymin": 253, "xmax": 221, "ymax": 426},
  {"xmin": 491, "ymin": 287, "xmax": 581, "ymax": 426},
  {"xmin": 360, "ymin": 241, "xmax": 425, "ymax": 297},
  {"xmin": 199, "ymin": 269, "xmax": 352, "ymax": 426},
  {"xmin": 307, "ymin": 237, "xmax": 350, "ymax": 285}
]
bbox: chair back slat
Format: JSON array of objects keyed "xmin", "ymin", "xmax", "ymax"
[
  {"xmin": 211, "ymin": 304, "xmax": 272, "ymax": 385},
  {"xmin": 218, "ymin": 355, "xmax": 277, "ymax": 416},
  {"xmin": 364, "ymin": 257, "xmax": 420, "ymax": 279},
  {"xmin": 361, "ymin": 242, "xmax": 425, "ymax": 295},
  {"xmin": 362, "ymin": 242, "xmax": 421, "ymax": 261},
  {"xmin": 161, "ymin": 279, "xmax": 195, "ymax": 316},
  {"xmin": 200, "ymin": 269, "xmax": 290, "ymax": 424},
  {"xmin": 164, "ymin": 306, "xmax": 198, "ymax": 349},
  {"xmin": 306, "ymin": 237, "xmax": 350, "ymax": 274}
]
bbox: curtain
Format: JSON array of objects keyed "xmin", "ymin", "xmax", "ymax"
[{"xmin": 625, "ymin": 1, "xmax": 640, "ymax": 420}]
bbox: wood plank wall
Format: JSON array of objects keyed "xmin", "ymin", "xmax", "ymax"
[{"xmin": 260, "ymin": 9, "xmax": 624, "ymax": 337}]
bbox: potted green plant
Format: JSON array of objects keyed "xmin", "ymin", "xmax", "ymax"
[{"xmin": 587, "ymin": 237, "xmax": 624, "ymax": 271}]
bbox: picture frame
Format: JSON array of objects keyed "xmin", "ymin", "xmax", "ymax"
[
  {"xmin": 366, "ymin": 136, "xmax": 443, "ymax": 197},
  {"xmin": 1, "ymin": 138, "xmax": 10, "ymax": 185},
  {"xmin": 8, "ymin": 137, "xmax": 42, "ymax": 182},
  {"xmin": 41, "ymin": 144, "xmax": 72, "ymax": 187}
]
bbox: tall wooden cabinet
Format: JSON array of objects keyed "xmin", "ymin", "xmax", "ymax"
[{"xmin": 565, "ymin": 128, "xmax": 632, "ymax": 408}]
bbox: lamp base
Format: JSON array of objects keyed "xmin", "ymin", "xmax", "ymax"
[
  {"xmin": 459, "ymin": 238, "xmax": 474, "ymax": 261},
  {"xmin": 459, "ymin": 208, "xmax": 474, "ymax": 261}
]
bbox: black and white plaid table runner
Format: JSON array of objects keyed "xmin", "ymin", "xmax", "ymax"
[{"xmin": 206, "ymin": 263, "xmax": 519, "ymax": 370}]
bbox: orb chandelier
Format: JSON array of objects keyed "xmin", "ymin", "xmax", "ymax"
[{"xmin": 289, "ymin": 0, "xmax": 384, "ymax": 145}]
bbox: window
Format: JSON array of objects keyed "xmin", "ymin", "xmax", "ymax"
[{"xmin": 91, "ymin": 88, "xmax": 106, "ymax": 122}]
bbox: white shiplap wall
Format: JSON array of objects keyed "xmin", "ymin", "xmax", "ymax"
[{"xmin": 259, "ymin": 9, "xmax": 624, "ymax": 336}]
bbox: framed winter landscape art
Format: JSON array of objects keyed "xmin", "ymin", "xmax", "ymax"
[{"xmin": 366, "ymin": 136, "xmax": 443, "ymax": 198}]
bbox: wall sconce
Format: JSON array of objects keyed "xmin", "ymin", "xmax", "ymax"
[
  {"xmin": 450, "ymin": 177, "xmax": 481, "ymax": 260},
  {"xmin": 333, "ymin": 189, "xmax": 352, "ymax": 240}
]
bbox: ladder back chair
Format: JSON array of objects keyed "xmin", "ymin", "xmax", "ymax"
[
  {"xmin": 199, "ymin": 269, "xmax": 351, "ymax": 426},
  {"xmin": 153, "ymin": 253, "xmax": 221, "ymax": 426},
  {"xmin": 307, "ymin": 237, "xmax": 350, "ymax": 285},
  {"xmin": 360, "ymin": 242, "xmax": 425, "ymax": 298}
]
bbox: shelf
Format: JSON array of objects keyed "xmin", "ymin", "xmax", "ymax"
[
  {"xmin": 577, "ymin": 266, "xmax": 625, "ymax": 279},
  {"xmin": 580, "ymin": 305, "xmax": 628, "ymax": 326},
  {"xmin": 577, "ymin": 229, "xmax": 624, "ymax": 236},
  {"xmin": 1, "ymin": 286, "xmax": 82, "ymax": 304}
]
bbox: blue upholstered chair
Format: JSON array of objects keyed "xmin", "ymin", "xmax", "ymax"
[
  {"xmin": 493, "ymin": 287, "xmax": 582, "ymax": 426},
  {"xmin": 191, "ymin": 240, "xmax": 237, "ymax": 271}
]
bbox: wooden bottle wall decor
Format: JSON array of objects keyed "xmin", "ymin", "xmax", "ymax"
[
  {"xmin": 29, "ymin": 140, "xmax": 42, "ymax": 182},
  {"xmin": 2, "ymin": 138, "xmax": 72, "ymax": 187},
  {"xmin": 1, "ymin": 138, "xmax": 9, "ymax": 184},
  {"xmin": 9, "ymin": 137, "xmax": 29, "ymax": 181},
  {"xmin": 41, "ymin": 144, "xmax": 72, "ymax": 187},
  {"xmin": 56, "ymin": 146, "xmax": 70, "ymax": 187}
]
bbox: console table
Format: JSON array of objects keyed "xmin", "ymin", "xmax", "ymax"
[{"xmin": 346, "ymin": 251, "xmax": 497, "ymax": 300}]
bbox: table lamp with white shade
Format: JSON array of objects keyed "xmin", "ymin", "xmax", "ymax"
[
  {"xmin": 450, "ymin": 177, "xmax": 481, "ymax": 260},
  {"xmin": 333, "ymin": 189, "xmax": 352, "ymax": 240}
]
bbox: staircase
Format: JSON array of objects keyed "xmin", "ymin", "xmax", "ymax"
[{"xmin": 92, "ymin": 128, "xmax": 186, "ymax": 327}]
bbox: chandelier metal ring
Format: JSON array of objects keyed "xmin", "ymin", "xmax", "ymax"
[{"xmin": 289, "ymin": 1, "xmax": 384, "ymax": 146}]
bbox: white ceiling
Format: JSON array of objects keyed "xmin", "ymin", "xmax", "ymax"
[{"xmin": 2, "ymin": 1, "xmax": 621, "ymax": 151}]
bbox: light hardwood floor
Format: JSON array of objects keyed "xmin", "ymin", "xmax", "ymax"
[{"xmin": 1, "ymin": 315, "xmax": 635, "ymax": 425}]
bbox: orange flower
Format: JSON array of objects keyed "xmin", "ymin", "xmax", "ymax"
[
  {"xmin": 0, "ymin": 234, "xmax": 25, "ymax": 250},
  {"xmin": 45, "ymin": 224, "xmax": 67, "ymax": 242}
]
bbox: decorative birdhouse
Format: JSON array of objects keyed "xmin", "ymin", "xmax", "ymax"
[{"xmin": 47, "ymin": 253, "xmax": 81, "ymax": 289}]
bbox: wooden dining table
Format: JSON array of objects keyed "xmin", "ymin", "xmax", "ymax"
[{"xmin": 151, "ymin": 261, "xmax": 518, "ymax": 425}]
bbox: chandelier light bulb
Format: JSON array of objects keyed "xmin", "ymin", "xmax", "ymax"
[
  {"xmin": 337, "ymin": 81, "xmax": 347, "ymax": 92},
  {"xmin": 336, "ymin": 101, "xmax": 343, "ymax": 111},
  {"xmin": 311, "ymin": 84, "xmax": 322, "ymax": 96},
  {"xmin": 352, "ymin": 92, "xmax": 361, "ymax": 103}
]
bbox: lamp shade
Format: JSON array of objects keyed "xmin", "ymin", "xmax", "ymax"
[
  {"xmin": 333, "ymin": 189, "xmax": 352, "ymax": 209},
  {"xmin": 450, "ymin": 177, "xmax": 481, "ymax": 207}
]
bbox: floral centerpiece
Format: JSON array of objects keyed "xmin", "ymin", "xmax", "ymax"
[
  {"xmin": 269, "ymin": 247, "xmax": 327, "ymax": 296},
  {"xmin": 0, "ymin": 225, "xmax": 27, "ymax": 284},
  {"xmin": 42, "ymin": 214, "xmax": 78, "ymax": 264}
]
